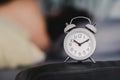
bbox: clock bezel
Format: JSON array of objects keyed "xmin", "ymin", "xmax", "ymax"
[{"xmin": 64, "ymin": 28, "xmax": 96, "ymax": 61}]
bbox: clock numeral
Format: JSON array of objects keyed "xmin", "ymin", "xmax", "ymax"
[
  {"xmin": 78, "ymin": 34, "xmax": 82, "ymax": 38},
  {"xmin": 70, "ymin": 48, "xmax": 73, "ymax": 52},
  {"xmin": 74, "ymin": 50, "xmax": 77, "ymax": 54},
  {"xmin": 83, "ymin": 35, "xmax": 86, "ymax": 39},
  {"xmin": 87, "ymin": 47, "xmax": 90, "ymax": 51},
  {"xmin": 69, "ymin": 43, "xmax": 72, "ymax": 46},
  {"xmin": 78, "ymin": 52, "xmax": 81, "ymax": 56},
  {"xmin": 74, "ymin": 35, "xmax": 77, "ymax": 39},
  {"xmin": 83, "ymin": 51, "xmax": 86, "ymax": 55},
  {"xmin": 88, "ymin": 42, "xmax": 91, "ymax": 46},
  {"xmin": 70, "ymin": 39, "xmax": 73, "ymax": 42}
]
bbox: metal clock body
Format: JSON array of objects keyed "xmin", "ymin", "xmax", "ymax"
[
  {"xmin": 63, "ymin": 16, "xmax": 97, "ymax": 62},
  {"xmin": 64, "ymin": 28, "xmax": 96, "ymax": 61}
]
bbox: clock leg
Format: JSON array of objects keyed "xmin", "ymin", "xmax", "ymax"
[
  {"xmin": 64, "ymin": 57, "xmax": 70, "ymax": 62},
  {"xmin": 89, "ymin": 57, "xmax": 96, "ymax": 63},
  {"xmin": 66, "ymin": 23, "xmax": 69, "ymax": 26}
]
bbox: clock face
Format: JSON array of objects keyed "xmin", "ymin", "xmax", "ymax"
[{"xmin": 64, "ymin": 28, "xmax": 96, "ymax": 60}]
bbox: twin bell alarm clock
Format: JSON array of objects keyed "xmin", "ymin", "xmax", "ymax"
[{"xmin": 63, "ymin": 16, "xmax": 97, "ymax": 63}]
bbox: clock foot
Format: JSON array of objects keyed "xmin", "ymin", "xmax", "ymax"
[
  {"xmin": 64, "ymin": 57, "xmax": 70, "ymax": 62},
  {"xmin": 89, "ymin": 57, "xmax": 96, "ymax": 63},
  {"xmin": 77, "ymin": 61, "xmax": 83, "ymax": 63}
]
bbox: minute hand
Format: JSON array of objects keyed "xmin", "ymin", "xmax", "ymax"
[{"xmin": 80, "ymin": 39, "xmax": 89, "ymax": 45}]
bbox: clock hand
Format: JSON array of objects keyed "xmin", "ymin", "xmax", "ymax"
[
  {"xmin": 80, "ymin": 39, "xmax": 89, "ymax": 45},
  {"xmin": 73, "ymin": 40, "xmax": 81, "ymax": 46}
]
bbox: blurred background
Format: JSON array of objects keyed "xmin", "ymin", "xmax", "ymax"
[{"xmin": 0, "ymin": 0, "xmax": 120, "ymax": 80}]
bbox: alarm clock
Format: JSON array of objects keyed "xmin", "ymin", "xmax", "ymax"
[{"xmin": 63, "ymin": 16, "xmax": 97, "ymax": 63}]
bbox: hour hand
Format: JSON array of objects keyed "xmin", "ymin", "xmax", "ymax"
[{"xmin": 73, "ymin": 40, "xmax": 81, "ymax": 46}]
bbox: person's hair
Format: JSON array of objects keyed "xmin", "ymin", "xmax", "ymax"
[{"xmin": 0, "ymin": 0, "xmax": 12, "ymax": 5}]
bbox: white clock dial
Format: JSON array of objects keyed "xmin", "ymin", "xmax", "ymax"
[{"xmin": 64, "ymin": 28, "xmax": 96, "ymax": 60}]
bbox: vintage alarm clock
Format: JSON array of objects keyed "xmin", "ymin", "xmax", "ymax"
[{"xmin": 63, "ymin": 16, "xmax": 97, "ymax": 63}]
